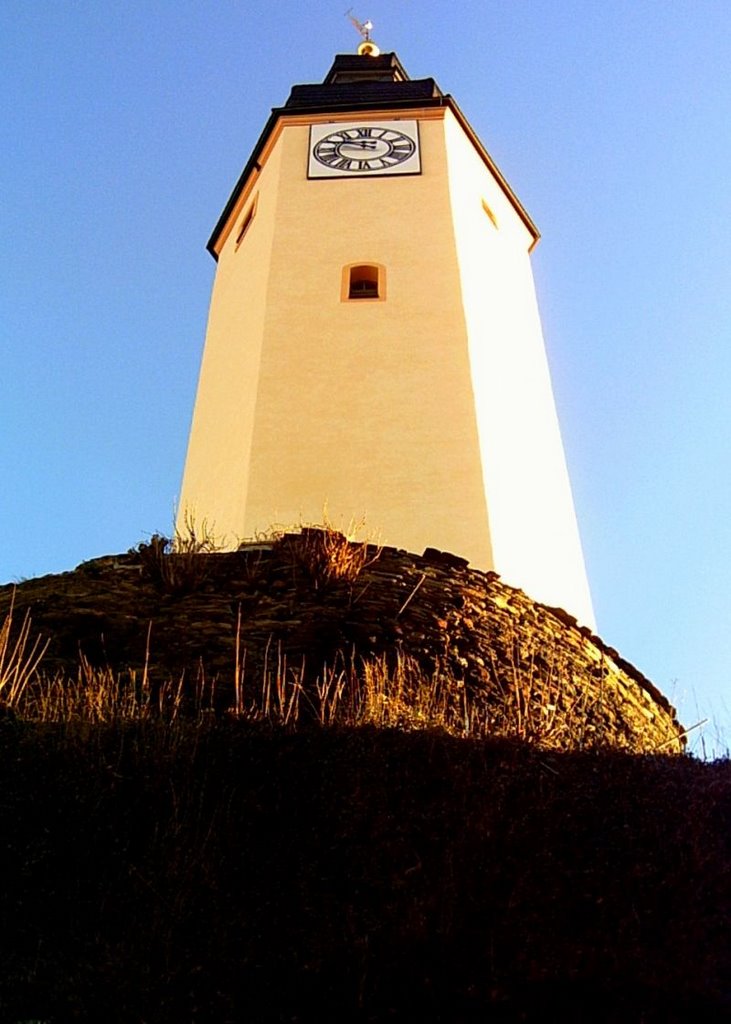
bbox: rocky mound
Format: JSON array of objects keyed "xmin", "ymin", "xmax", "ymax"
[{"xmin": 1, "ymin": 529, "xmax": 683, "ymax": 752}]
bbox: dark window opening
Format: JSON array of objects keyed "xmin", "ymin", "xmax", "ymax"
[
  {"xmin": 349, "ymin": 264, "xmax": 380, "ymax": 299},
  {"xmin": 235, "ymin": 197, "xmax": 257, "ymax": 247}
]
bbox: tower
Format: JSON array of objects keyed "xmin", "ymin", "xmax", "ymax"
[{"xmin": 178, "ymin": 44, "xmax": 595, "ymax": 628}]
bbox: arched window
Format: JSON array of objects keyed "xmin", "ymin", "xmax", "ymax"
[{"xmin": 343, "ymin": 263, "xmax": 386, "ymax": 301}]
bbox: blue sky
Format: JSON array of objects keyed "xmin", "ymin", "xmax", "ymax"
[{"xmin": 2, "ymin": 1, "xmax": 730, "ymax": 751}]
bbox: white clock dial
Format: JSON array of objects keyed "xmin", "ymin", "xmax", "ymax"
[
  {"xmin": 308, "ymin": 120, "xmax": 421, "ymax": 178},
  {"xmin": 313, "ymin": 126, "xmax": 415, "ymax": 172}
]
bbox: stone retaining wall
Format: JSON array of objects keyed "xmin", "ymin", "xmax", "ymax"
[{"xmin": 0, "ymin": 530, "xmax": 684, "ymax": 752}]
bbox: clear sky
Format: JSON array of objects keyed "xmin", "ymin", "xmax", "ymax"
[{"xmin": 2, "ymin": 2, "xmax": 730, "ymax": 752}]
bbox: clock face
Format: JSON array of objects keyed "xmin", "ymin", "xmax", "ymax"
[
  {"xmin": 314, "ymin": 126, "xmax": 415, "ymax": 172},
  {"xmin": 308, "ymin": 120, "xmax": 421, "ymax": 179}
]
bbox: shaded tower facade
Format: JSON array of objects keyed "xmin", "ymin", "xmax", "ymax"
[{"xmin": 178, "ymin": 51, "xmax": 595, "ymax": 627}]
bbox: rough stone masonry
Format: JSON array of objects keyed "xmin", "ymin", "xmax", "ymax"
[{"xmin": 0, "ymin": 530, "xmax": 684, "ymax": 752}]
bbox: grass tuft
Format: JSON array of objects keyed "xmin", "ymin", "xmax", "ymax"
[
  {"xmin": 275, "ymin": 525, "xmax": 381, "ymax": 589},
  {"xmin": 135, "ymin": 512, "xmax": 221, "ymax": 595},
  {"xmin": 0, "ymin": 592, "xmax": 48, "ymax": 710}
]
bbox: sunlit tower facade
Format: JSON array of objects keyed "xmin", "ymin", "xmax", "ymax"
[{"xmin": 178, "ymin": 37, "xmax": 595, "ymax": 627}]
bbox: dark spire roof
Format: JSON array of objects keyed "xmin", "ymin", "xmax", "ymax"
[
  {"xmin": 323, "ymin": 52, "xmax": 410, "ymax": 84},
  {"xmin": 284, "ymin": 53, "xmax": 442, "ymax": 113}
]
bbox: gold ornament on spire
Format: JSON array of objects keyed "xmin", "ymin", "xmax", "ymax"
[{"xmin": 345, "ymin": 8, "xmax": 380, "ymax": 56}]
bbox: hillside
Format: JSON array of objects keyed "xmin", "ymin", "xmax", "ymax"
[
  {"xmin": 1, "ymin": 530, "xmax": 728, "ymax": 1022},
  {"xmin": 0, "ymin": 529, "xmax": 684, "ymax": 751}
]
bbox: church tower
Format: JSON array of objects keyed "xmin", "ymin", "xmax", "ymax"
[{"xmin": 178, "ymin": 41, "xmax": 595, "ymax": 628}]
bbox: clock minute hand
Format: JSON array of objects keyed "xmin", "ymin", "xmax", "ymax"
[{"xmin": 345, "ymin": 140, "xmax": 379, "ymax": 150}]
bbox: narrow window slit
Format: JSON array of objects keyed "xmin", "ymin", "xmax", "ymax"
[
  {"xmin": 482, "ymin": 199, "xmax": 498, "ymax": 229},
  {"xmin": 235, "ymin": 195, "xmax": 258, "ymax": 247}
]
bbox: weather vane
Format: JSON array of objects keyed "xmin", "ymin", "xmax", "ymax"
[{"xmin": 345, "ymin": 9, "xmax": 380, "ymax": 55}]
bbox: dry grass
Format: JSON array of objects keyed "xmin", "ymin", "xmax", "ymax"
[
  {"xmin": 0, "ymin": 593, "xmax": 49, "ymax": 710},
  {"xmin": 3, "ymin": 593, "xmax": 681, "ymax": 754},
  {"xmin": 23, "ymin": 659, "xmax": 168, "ymax": 724},
  {"xmin": 17, "ymin": 662, "xmax": 221, "ymax": 727},
  {"xmin": 484, "ymin": 629, "xmax": 606, "ymax": 749},
  {"xmin": 8, "ymin": 645, "xmax": 620, "ymax": 752},
  {"xmin": 356, "ymin": 654, "xmax": 462, "ymax": 733}
]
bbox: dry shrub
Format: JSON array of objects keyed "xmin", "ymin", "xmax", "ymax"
[
  {"xmin": 136, "ymin": 513, "xmax": 220, "ymax": 595},
  {"xmin": 276, "ymin": 526, "xmax": 380, "ymax": 589}
]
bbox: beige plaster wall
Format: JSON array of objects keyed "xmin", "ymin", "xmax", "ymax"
[
  {"xmin": 240, "ymin": 117, "xmax": 491, "ymax": 562},
  {"xmin": 177, "ymin": 143, "xmax": 284, "ymax": 539},
  {"xmin": 443, "ymin": 109, "xmax": 595, "ymax": 627}
]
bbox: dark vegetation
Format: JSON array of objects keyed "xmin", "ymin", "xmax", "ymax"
[{"xmin": 0, "ymin": 720, "xmax": 729, "ymax": 1022}]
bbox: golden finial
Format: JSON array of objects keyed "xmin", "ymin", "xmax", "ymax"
[{"xmin": 345, "ymin": 9, "xmax": 381, "ymax": 56}]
